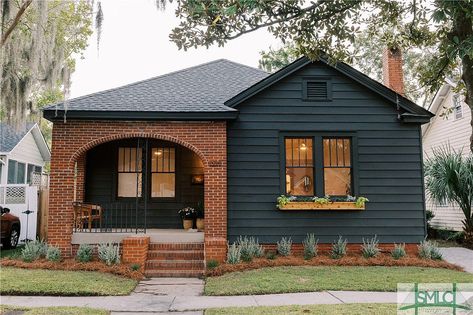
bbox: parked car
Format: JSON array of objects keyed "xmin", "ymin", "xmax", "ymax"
[{"xmin": 1, "ymin": 206, "xmax": 20, "ymax": 249}]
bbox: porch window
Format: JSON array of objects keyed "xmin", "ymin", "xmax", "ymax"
[
  {"xmin": 117, "ymin": 147, "xmax": 142, "ymax": 197},
  {"xmin": 151, "ymin": 147, "xmax": 175, "ymax": 198},
  {"xmin": 7, "ymin": 159, "xmax": 26, "ymax": 184},
  {"xmin": 323, "ymin": 138, "xmax": 352, "ymax": 196},
  {"xmin": 285, "ymin": 138, "xmax": 314, "ymax": 196}
]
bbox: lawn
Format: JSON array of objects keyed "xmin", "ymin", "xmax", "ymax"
[
  {"xmin": 1, "ymin": 305, "xmax": 108, "ymax": 315},
  {"xmin": 0, "ymin": 267, "xmax": 137, "ymax": 296},
  {"xmin": 205, "ymin": 304, "xmax": 397, "ymax": 315},
  {"xmin": 204, "ymin": 266, "xmax": 473, "ymax": 295}
]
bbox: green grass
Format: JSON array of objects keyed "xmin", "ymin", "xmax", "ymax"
[
  {"xmin": 0, "ymin": 267, "xmax": 137, "ymax": 296},
  {"xmin": 205, "ymin": 304, "xmax": 397, "ymax": 315},
  {"xmin": 205, "ymin": 266, "xmax": 473, "ymax": 295},
  {"xmin": 1, "ymin": 305, "xmax": 109, "ymax": 315},
  {"xmin": 0, "ymin": 245, "xmax": 23, "ymax": 259}
]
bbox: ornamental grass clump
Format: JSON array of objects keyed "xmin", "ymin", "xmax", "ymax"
[
  {"xmin": 76, "ymin": 244, "xmax": 93, "ymax": 262},
  {"xmin": 302, "ymin": 233, "xmax": 318, "ymax": 260},
  {"xmin": 227, "ymin": 243, "xmax": 241, "ymax": 264},
  {"xmin": 418, "ymin": 240, "xmax": 442, "ymax": 260},
  {"xmin": 277, "ymin": 237, "xmax": 292, "ymax": 256},
  {"xmin": 237, "ymin": 236, "xmax": 264, "ymax": 262},
  {"xmin": 98, "ymin": 243, "xmax": 120, "ymax": 266},
  {"xmin": 21, "ymin": 239, "xmax": 47, "ymax": 262},
  {"xmin": 46, "ymin": 246, "xmax": 61, "ymax": 262},
  {"xmin": 391, "ymin": 243, "xmax": 407, "ymax": 260},
  {"xmin": 361, "ymin": 235, "xmax": 380, "ymax": 258},
  {"xmin": 330, "ymin": 236, "xmax": 347, "ymax": 259}
]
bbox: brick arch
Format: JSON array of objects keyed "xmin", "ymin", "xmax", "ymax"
[{"xmin": 69, "ymin": 132, "xmax": 209, "ymax": 169}]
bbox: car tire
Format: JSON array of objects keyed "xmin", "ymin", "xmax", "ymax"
[{"xmin": 3, "ymin": 226, "xmax": 20, "ymax": 249}]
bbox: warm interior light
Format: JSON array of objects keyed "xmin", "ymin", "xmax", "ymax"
[
  {"xmin": 300, "ymin": 143, "xmax": 307, "ymax": 151},
  {"xmin": 154, "ymin": 150, "xmax": 163, "ymax": 156}
]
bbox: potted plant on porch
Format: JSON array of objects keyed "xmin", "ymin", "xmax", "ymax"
[
  {"xmin": 178, "ymin": 207, "xmax": 195, "ymax": 230},
  {"xmin": 195, "ymin": 202, "xmax": 204, "ymax": 232}
]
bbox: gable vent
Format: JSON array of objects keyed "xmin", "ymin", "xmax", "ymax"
[{"xmin": 306, "ymin": 81, "xmax": 328, "ymax": 99}]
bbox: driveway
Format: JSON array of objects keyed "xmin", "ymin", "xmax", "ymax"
[{"xmin": 440, "ymin": 247, "xmax": 473, "ymax": 273}]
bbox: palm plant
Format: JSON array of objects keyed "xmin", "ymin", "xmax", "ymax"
[{"xmin": 424, "ymin": 147, "xmax": 473, "ymax": 247}]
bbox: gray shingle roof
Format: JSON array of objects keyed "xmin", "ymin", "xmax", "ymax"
[
  {"xmin": 0, "ymin": 122, "xmax": 34, "ymax": 153},
  {"xmin": 44, "ymin": 59, "xmax": 268, "ymax": 113}
]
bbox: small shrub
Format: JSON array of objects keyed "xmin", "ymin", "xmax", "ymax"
[
  {"xmin": 430, "ymin": 245, "xmax": 443, "ymax": 260},
  {"xmin": 237, "ymin": 236, "xmax": 264, "ymax": 262},
  {"xmin": 391, "ymin": 243, "xmax": 406, "ymax": 260},
  {"xmin": 97, "ymin": 243, "xmax": 120, "ymax": 266},
  {"xmin": 207, "ymin": 259, "xmax": 219, "ymax": 269},
  {"xmin": 361, "ymin": 235, "xmax": 380, "ymax": 258},
  {"xmin": 46, "ymin": 246, "xmax": 61, "ymax": 262},
  {"xmin": 266, "ymin": 251, "xmax": 277, "ymax": 260},
  {"xmin": 130, "ymin": 263, "xmax": 141, "ymax": 271},
  {"xmin": 277, "ymin": 237, "xmax": 292, "ymax": 256},
  {"xmin": 76, "ymin": 244, "xmax": 93, "ymax": 262},
  {"xmin": 418, "ymin": 240, "xmax": 442, "ymax": 260},
  {"xmin": 21, "ymin": 239, "xmax": 47, "ymax": 262},
  {"xmin": 227, "ymin": 243, "xmax": 241, "ymax": 264},
  {"xmin": 330, "ymin": 236, "xmax": 347, "ymax": 259},
  {"xmin": 302, "ymin": 233, "xmax": 318, "ymax": 260}
]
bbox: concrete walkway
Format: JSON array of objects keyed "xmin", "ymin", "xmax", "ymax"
[
  {"xmin": 440, "ymin": 247, "xmax": 473, "ymax": 273},
  {"xmin": 1, "ymin": 290, "xmax": 397, "ymax": 313}
]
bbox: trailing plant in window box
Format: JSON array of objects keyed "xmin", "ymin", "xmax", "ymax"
[{"xmin": 277, "ymin": 195, "xmax": 369, "ymax": 210}]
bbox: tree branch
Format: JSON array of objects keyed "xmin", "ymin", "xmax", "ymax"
[{"xmin": 1, "ymin": 0, "xmax": 32, "ymax": 47}]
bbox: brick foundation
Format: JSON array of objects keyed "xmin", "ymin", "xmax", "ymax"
[
  {"xmin": 122, "ymin": 236, "xmax": 150, "ymax": 270},
  {"xmin": 262, "ymin": 243, "xmax": 419, "ymax": 255},
  {"xmin": 48, "ymin": 120, "xmax": 227, "ymax": 260}
]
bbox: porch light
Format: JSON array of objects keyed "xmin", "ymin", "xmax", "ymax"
[{"xmin": 154, "ymin": 150, "xmax": 163, "ymax": 156}]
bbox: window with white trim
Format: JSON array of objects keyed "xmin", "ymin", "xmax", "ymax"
[{"xmin": 7, "ymin": 159, "xmax": 26, "ymax": 184}]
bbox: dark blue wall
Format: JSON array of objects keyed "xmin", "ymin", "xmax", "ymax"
[{"xmin": 227, "ymin": 61, "xmax": 426, "ymax": 244}]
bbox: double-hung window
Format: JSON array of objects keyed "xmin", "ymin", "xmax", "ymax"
[
  {"xmin": 117, "ymin": 147, "xmax": 142, "ymax": 198},
  {"xmin": 7, "ymin": 160, "xmax": 26, "ymax": 184},
  {"xmin": 283, "ymin": 135, "xmax": 355, "ymax": 197},
  {"xmin": 151, "ymin": 147, "xmax": 175, "ymax": 198}
]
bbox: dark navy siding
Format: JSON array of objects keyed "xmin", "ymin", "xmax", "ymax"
[{"xmin": 227, "ymin": 61, "xmax": 426, "ymax": 244}]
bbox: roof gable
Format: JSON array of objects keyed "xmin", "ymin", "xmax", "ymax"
[
  {"xmin": 225, "ymin": 57, "xmax": 434, "ymax": 123},
  {"xmin": 0, "ymin": 123, "xmax": 50, "ymax": 161},
  {"xmin": 43, "ymin": 59, "xmax": 268, "ymax": 121}
]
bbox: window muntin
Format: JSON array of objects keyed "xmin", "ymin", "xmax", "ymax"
[
  {"xmin": 151, "ymin": 147, "xmax": 176, "ymax": 198},
  {"xmin": 453, "ymin": 94, "xmax": 463, "ymax": 120},
  {"xmin": 323, "ymin": 138, "xmax": 352, "ymax": 196},
  {"xmin": 285, "ymin": 138, "xmax": 314, "ymax": 196},
  {"xmin": 117, "ymin": 147, "xmax": 142, "ymax": 197},
  {"xmin": 7, "ymin": 160, "xmax": 26, "ymax": 184}
]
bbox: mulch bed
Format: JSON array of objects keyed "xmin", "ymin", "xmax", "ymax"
[
  {"xmin": 206, "ymin": 254, "xmax": 463, "ymax": 277},
  {"xmin": 0, "ymin": 258, "xmax": 144, "ymax": 280}
]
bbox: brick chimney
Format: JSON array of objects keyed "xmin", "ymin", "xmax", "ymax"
[{"xmin": 382, "ymin": 47, "xmax": 404, "ymax": 95}]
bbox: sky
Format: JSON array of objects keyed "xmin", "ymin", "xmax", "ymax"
[{"xmin": 70, "ymin": 0, "xmax": 280, "ymax": 98}]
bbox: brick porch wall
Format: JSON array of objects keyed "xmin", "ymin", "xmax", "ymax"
[
  {"xmin": 122, "ymin": 236, "xmax": 150, "ymax": 270},
  {"xmin": 48, "ymin": 120, "xmax": 227, "ymax": 260}
]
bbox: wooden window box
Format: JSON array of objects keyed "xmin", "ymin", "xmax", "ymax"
[{"xmin": 278, "ymin": 201, "xmax": 365, "ymax": 211}]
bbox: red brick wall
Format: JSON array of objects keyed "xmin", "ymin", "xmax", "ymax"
[
  {"xmin": 382, "ymin": 47, "xmax": 405, "ymax": 95},
  {"xmin": 262, "ymin": 243, "xmax": 418, "ymax": 255},
  {"xmin": 122, "ymin": 236, "xmax": 150, "ymax": 270},
  {"xmin": 48, "ymin": 120, "xmax": 227, "ymax": 260}
]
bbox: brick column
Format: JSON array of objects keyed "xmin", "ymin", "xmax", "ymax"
[
  {"xmin": 75, "ymin": 153, "xmax": 86, "ymax": 202},
  {"xmin": 122, "ymin": 236, "xmax": 150, "ymax": 271},
  {"xmin": 48, "ymin": 126, "xmax": 75, "ymax": 256}
]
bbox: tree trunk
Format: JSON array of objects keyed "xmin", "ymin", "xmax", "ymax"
[
  {"xmin": 0, "ymin": 0, "xmax": 33, "ymax": 47},
  {"xmin": 454, "ymin": 4, "xmax": 473, "ymax": 153}
]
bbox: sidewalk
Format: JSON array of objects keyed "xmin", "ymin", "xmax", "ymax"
[
  {"xmin": 1, "ymin": 290, "xmax": 396, "ymax": 313},
  {"xmin": 439, "ymin": 247, "xmax": 473, "ymax": 273}
]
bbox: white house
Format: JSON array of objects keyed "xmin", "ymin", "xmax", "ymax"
[
  {"xmin": 0, "ymin": 122, "xmax": 50, "ymax": 185},
  {"xmin": 422, "ymin": 81, "xmax": 471, "ymax": 231}
]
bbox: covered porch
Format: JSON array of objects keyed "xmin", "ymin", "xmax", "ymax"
[{"xmin": 73, "ymin": 137, "xmax": 205, "ymax": 233}]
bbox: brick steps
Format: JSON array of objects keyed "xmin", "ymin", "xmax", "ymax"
[{"xmin": 144, "ymin": 242, "xmax": 205, "ymax": 278}]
